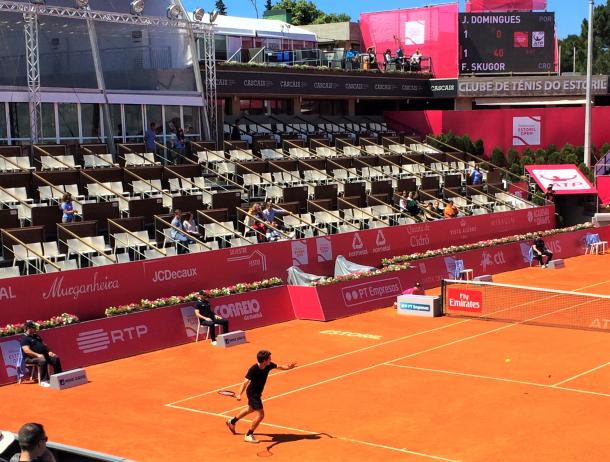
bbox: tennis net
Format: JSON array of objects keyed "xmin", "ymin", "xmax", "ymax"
[{"xmin": 441, "ymin": 279, "xmax": 610, "ymax": 332}]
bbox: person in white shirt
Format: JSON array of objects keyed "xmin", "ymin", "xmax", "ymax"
[
  {"xmin": 182, "ymin": 212, "xmax": 200, "ymax": 239},
  {"xmin": 410, "ymin": 49, "xmax": 422, "ymax": 71}
]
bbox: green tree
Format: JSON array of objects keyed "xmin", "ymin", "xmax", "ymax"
[
  {"xmin": 215, "ymin": 0, "xmax": 227, "ymax": 15},
  {"xmin": 490, "ymin": 147, "xmax": 505, "ymax": 168},
  {"xmin": 264, "ymin": 0, "xmax": 273, "ymax": 11},
  {"xmin": 273, "ymin": 0, "xmax": 350, "ymax": 25}
]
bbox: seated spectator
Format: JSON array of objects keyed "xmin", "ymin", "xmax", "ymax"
[
  {"xmin": 395, "ymin": 46, "xmax": 405, "ymax": 70},
  {"xmin": 345, "ymin": 46, "xmax": 359, "ymax": 69},
  {"xmin": 398, "ymin": 190, "xmax": 408, "ymax": 213},
  {"xmin": 194, "ymin": 291, "xmax": 229, "ymax": 345},
  {"xmin": 247, "ymin": 203, "xmax": 267, "ymax": 243},
  {"xmin": 262, "ymin": 202, "xmax": 285, "ymax": 223},
  {"xmin": 383, "ymin": 49, "xmax": 392, "ymax": 71},
  {"xmin": 470, "ymin": 164, "xmax": 483, "ymax": 185},
  {"xmin": 423, "ymin": 203, "xmax": 438, "ymax": 221},
  {"xmin": 10, "ymin": 423, "xmax": 55, "ymax": 462},
  {"xmin": 170, "ymin": 209, "xmax": 194, "ymax": 252},
  {"xmin": 410, "ymin": 49, "xmax": 422, "ymax": 71},
  {"xmin": 182, "ymin": 212, "xmax": 200, "ymax": 239},
  {"xmin": 406, "ymin": 191, "xmax": 420, "ymax": 217},
  {"xmin": 433, "ymin": 199, "xmax": 445, "ymax": 217},
  {"xmin": 444, "ymin": 200, "xmax": 459, "ymax": 218},
  {"xmin": 230, "ymin": 119, "xmax": 241, "ymax": 141},
  {"xmin": 366, "ymin": 47, "xmax": 377, "ymax": 70},
  {"xmin": 20, "ymin": 321, "xmax": 62, "ymax": 387}
]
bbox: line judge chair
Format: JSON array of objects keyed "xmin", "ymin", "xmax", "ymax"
[
  {"xmin": 584, "ymin": 233, "xmax": 608, "ymax": 255},
  {"xmin": 453, "ymin": 259, "xmax": 473, "ymax": 280},
  {"xmin": 195, "ymin": 323, "xmax": 223, "ymax": 342}
]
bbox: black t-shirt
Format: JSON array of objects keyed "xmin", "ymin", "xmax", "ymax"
[
  {"xmin": 195, "ymin": 299, "xmax": 214, "ymax": 319},
  {"xmin": 20, "ymin": 333, "xmax": 48, "ymax": 354},
  {"xmin": 246, "ymin": 362, "xmax": 277, "ymax": 397},
  {"xmin": 533, "ymin": 238, "xmax": 546, "ymax": 252}
]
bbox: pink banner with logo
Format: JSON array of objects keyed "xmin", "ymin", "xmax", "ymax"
[
  {"xmin": 0, "ymin": 286, "xmax": 292, "ymax": 386},
  {"xmin": 525, "ymin": 164, "xmax": 597, "ymax": 195},
  {"xmin": 360, "ymin": 4, "xmax": 459, "ymax": 78},
  {"xmin": 467, "ymin": 0, "xmax": 546, "ymax": 12},
  {"xmin": 290, "ymin": 226, "xmax": 609, "ymax": 321},
  {"xmin": 0, "ymin": 206, "xmax": 554, "ymax": 325}
]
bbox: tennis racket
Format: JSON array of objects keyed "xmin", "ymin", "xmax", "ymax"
[{"xmin": 217, "ymin": 390, "xmax": 236, "ymax": 398}]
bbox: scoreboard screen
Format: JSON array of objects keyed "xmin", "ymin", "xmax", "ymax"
[{"xmin": 459, "ymin": 12, "xmax": 555, "ymax": 74}]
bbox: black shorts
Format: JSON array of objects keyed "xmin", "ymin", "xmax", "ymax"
[{"xmin": 247, "ymin": 395, "xmax": 263, "ymax": 410}]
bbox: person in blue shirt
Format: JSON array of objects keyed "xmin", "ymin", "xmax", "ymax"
[
  {"xmin": 60, "ymin": 193, "xmax": 74, "ymax": 223},
  {"xmin": 144, "ymin": 122, "xmax": 157, "ymax": 152},
  {"xmin": 470, "ymin": 164, "xmax": 483, "ymax": 185}
]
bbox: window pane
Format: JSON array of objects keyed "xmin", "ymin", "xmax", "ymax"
[
  {"xmin": 0, "ymin": 12, "xmax": 27, "ymax": 86},
  {"xmin": 9, "ymin": 103, "xmax": 30, "ymax": 140},
  {"xmin": 96, "ymin": 23, "xmax": 196, "ymax": 91},
  {"xmin": 182, "ymin": 107, "xmax": 200, "ymax": 135},
  {"xmin": 0, "ymin": 103, "xmax": 6, "ymax": 140},
  {"xmin": 41, "ymin": 103, "xmax": 56, "ymax": 141},
  {"xmin": 38, "ymin": 17, "xmax": 97, "ymax": 88},
  {"xmin": 145, "ymin": 105, "xmax": 162, "ymax": 130},
  {"xmin": 109, "ymin": 104, "xmax": 122, "ymax": 140},
  {"xmin": 81, "ymin": 104, "xmax": 101, "ymax": 138},
  {"xmin": 165, "ymin": 105, "xmax": 180, "ymax": 132},
  {"xmin": 124, "ymin": 104, "xmax": 143, "ymax": 141},
  {"xmin": 58, "ymin": 103, "xmax": 79, "ymax": 138}
]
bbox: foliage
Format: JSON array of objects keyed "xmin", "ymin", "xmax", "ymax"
[
  {"xmin": 473, "ymin": 139, "xmax": 484, "ymax": 156},
  {"xmin": 490, "ymin": 147, "xmax": 505, "ymax": 168},
  {"xmin": 558, "ymin": 3, "xmax": 610, "ymax": 74},
  {"xmin": 273, "ymin": 0, "xmax": 350, "ymax": 25},
  {"xmin": 506, "ymin": 148, "xmax": 519, "ymax": 166},
  {"xmin": 105, "ymin": 278, "xmax": 283, "ymax": 317},
  {"xmin": 381, "ymin": 223, "xmax": 593, "ymax": 266},
  {"xmin": 264, "ymin": 0, "xmax": 273, "ymax": 11},
  {"xmin": 215, "ymin": 0, "xmax": 227, "ymax": 15},
  {"xmin": 311, "ymin": 264, "xmax": 411, "ymax": 287},
  {"xmin": 0, "ymin": 313, "xmax": 79, "ymax": 338}
]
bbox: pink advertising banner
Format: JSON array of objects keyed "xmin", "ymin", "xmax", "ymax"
[
  {"xmin": 0, "ymin": 206, "xmax": 554, "ymax": 325},
  {"xmin": 525, "ymin": 164, "xmax": 597, "ymax": 195},
  {"xmin": 360, "ymin": 4, "xmax": 459, "ymax": 78},
  {"xmin": 0, "ymin": 286, "xmax": 293, "ymax": 386},
  {"xmin": 467, "ymin": 0, "xmax": 547, "ymax": 12}
]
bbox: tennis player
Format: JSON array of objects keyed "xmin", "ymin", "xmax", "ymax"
[{"xmin": 226, "ymin": 350, "xmax": 297, "ymax": 443}]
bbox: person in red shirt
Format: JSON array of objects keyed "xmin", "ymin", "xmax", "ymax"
[{"xmin": 401, "ymin": 282, "xmax": 425, "ymax": 296}]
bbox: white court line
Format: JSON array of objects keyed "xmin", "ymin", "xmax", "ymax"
[
  {"xmin": 221, "ymin": 299, "xmax": 604, "ymax": 414},
  {"xmin": 551, "ymin": 361, "xmax": 610, "ymax": 387},
  {"xmin": 166, "ymin": 318, "xmax": 472, "ymax": 406},
  {"xmin": 165, "ymin": 403, "xmax": 459, "ymax": 462},
  {"xmin": 384, "ymin": 364, "xmax": 610, "ymax": 398}
]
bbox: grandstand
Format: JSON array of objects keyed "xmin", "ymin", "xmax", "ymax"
[{"xmin": 1, "ymin": 0, "xmax": 609, "ymax": 460}]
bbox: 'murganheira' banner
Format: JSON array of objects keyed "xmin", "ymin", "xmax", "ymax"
[{"xmin": 467, "ymin": 0, "xmax": 546, "ymax": 12}]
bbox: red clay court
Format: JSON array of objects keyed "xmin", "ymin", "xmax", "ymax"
[{"xmin": 1, "ymin": 253, "xmax": 610, "ymax": 461}]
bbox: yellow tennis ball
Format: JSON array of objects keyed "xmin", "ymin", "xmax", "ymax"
[{"xmin": 505, "ymin": 358, "xmax": 511, "ymax": 363}]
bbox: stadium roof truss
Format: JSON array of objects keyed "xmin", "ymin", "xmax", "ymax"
[{"xmin": 0, "ymin": 0, "xmax": 217, "ymax": 143}]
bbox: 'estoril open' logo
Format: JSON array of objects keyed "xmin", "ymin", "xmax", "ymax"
[
  {"xmin": 77, "ymin": 325, "xmax": 148, "ymax": 354},
  {"xmin": 43, "ymin": 273, "xmax": 120, "ymax": 301}
]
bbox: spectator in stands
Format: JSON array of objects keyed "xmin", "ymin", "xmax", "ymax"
[
  {"xmin": 544, "ymin": 183, "xmax": 556, "ymax": 203},
  {"xmin": 470, "ymin": 164, "xmax": 483, "ymax": 185},
  {"xmin": 20, "ymin": 321, "xmax": 62, "ymax": 387},
  {"xmin": 231, "ymin": 119, "xmax": 242, "ymax": 141},
  {"xmin": 398, "ymin": 191, "xmax": 408, "ymax": 213},
  {"xmin": 444, "ymin": 200, "xmax": 459, "ymax": 218},
  {"xmin": 265, "ymin": 220, "xmax": 283, "ymax": 242},
  {"xmin": 170, "ymin": 209, "xmax": 194, "ymax": 252},
  {"xmin": 531, "ymin": 234, "xmax": 553, "ymax": 268},
  {"xmin": 166, "ymin": 126, "xmax": 178, "ymax": 165},
  {"xmin": 9, "ymin": 423, "xmax": 56, "ymax": 462},
  {"xmin": 145, "ymin": 122, "xmax": 157, "ymax": 154},
  {"xmin": 182, "ymin": 212, "xmax": 200, "ymax": 239},
  {"xmin": 262, "ymin": 202, "xmax": 285, "ymax": 223},
  {"xmin": 423, "ymin": 202, "xmax": 438, "ymax": 221},
  {"xmin": 60, "ymin": 193, "xmax": 74, "ymax": 223},
  {"xmin": 366, "ymin": 47, "xmax": 377, "ymax": 70},
  {"xmin": 395, "ymin": 46, "xmax": 405, "ymax": 70},
  {"xmin": 433, "ymin": 199, "xmax": 445, "ymax": 217},
  {"xmin": 175, "ymin": 127, "xmax": 186, "ymax": 164},
  {"xmin": 410, "ymin": 49, "xmax": 422, "ymax": 71},
  {"xmin": 407, "ymin": 191, "xmax": 420, "ymax": 217},
  {"xmin": 247, "ymin": 203, "xmax": 267, "ymax": 243},
  {"xmin": 383, "ymin": 49, "xmax": 392, "ymax": 71},
  {"xmin": 345, "ymin": 46, "xmax": 358, "ymax": 69},
  {"xmin": 194, "ymin": 291, "xmax": 229, "ymax": 345}
]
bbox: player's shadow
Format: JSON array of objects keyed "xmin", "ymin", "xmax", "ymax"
[{"xmin": 257, "ymin": 432, "xmax": 333, "ymax": 453}]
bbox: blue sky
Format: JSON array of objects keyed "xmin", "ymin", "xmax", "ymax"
[{"xmin": 182, "ymin": 0, "xmax": 594, "ymax": 39}]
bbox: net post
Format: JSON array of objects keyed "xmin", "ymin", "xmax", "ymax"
[{"xmin": 440, "ymin": 279, "xmax": 446, "ymax": 316}]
